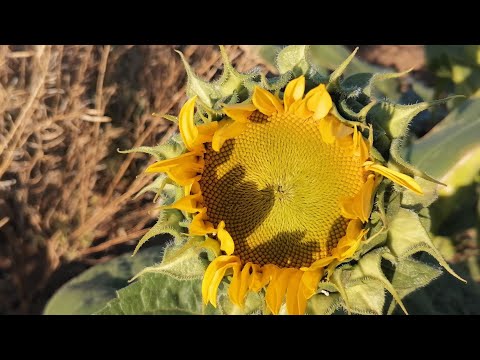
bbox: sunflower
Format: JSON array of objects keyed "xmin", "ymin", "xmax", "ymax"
[
  {"xmin": 122, "ymin": 46, "xmax": 463, "ymax": 316},
  {"xmin": 144, "ymin": 74, "xmax": 424, "ymax": 315}
]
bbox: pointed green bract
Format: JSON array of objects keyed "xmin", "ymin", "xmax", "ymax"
[
  {"xmin": 386, "ymin": 258, "xmax": 443, "ymax": 315},
  {"xmin": 327, "ymin": 47, "xmax": 358, "ymax": 92},
  {"xmin": 176, "ymin": 50, "xmax": 221, "ymax": 108},
  {"xmin": 132, "ymin": 209, "xmax": 184, "ymax": 256},
  {"xmin": 388, "ymin": 208, "xmax": 465, "ymax": 283}
]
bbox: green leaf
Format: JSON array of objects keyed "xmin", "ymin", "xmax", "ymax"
[
  {"xmin": 401, "ymin": 177, "xmax": 439, "ymax": 209},
  {"xmin": 426, "ymin": 45, "xmax": 480, "ymax": 101},
  {"xmin": 408, "ymin": 96, "xmax": 480, "ymax": 181},
  {"xmin": 97, "ymin": 272, "xmax": 220, "ymax": 315},
  {"xmin": 309, "ymin": 45, "xmax": 375, "ymax": 75},
  {"xmin": 335, "ymin": 249, "xmax": 407, "ymax": 315},
  {"xmin": 387, "ymin": 208, "xmax": 464, "ymax": 282},
  {"xmin": 368, "ymin": 99, "xmax": 456, "ymax": 140},
  {"xmin": 307, "ymin": 292, "xmax": 342, "ymax": 315},
  {"xmin": 432, "ymin": 236, "xmax": 456, "ymax": 262},
  {"xmin": 276, "ymin": 45, "xmax": 310, "ymax": 76},
  {"xmin": 342, "ymin": 277, "xmax": 386, "ymax": 315},
  {"xmin": 250, "ymin": 45, "xmax": 283, "ymax": 69},
  {"xmin": 131, "ymin": 239, "xmax": 207, "ymax": 281},
  {"xmin": 387, "ymin": 258, "xmax": 444, "ymax": 314},
  {"xmin": 218, "ymin": 289, "xmax": 264, "ymax": 315},
  {"xmin": 43, "ymin": 246, "xmax": 165, "ymax": 315}
]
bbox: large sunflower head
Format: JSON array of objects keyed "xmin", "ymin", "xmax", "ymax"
[{"xmin": 126, "ymin": 46, "xmax": 464, "ymax": 315}]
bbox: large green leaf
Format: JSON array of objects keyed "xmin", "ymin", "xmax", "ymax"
[
  {"xmin": 408, "ymin": 96, "xmax": 480, "ymax": 181},
  {"xmin": 96, "ymin": 272, "xmax": 220, "ymax": 315},
  {"xmin": 43, "ymin": 245, "xmax": 165, "ymax": 315}
]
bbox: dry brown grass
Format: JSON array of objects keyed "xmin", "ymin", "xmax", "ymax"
[{"xmin": 0, "ymin": 45, "xmax": 268, "ymax": 314}]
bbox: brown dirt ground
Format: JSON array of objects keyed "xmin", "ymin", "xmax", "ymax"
[{"xmin": 0, "ymin": 45, "xmax": 426, "ymax": 314}]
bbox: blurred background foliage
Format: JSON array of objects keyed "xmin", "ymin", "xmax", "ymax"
[{"xmin": 1, "ymin": 45, "xmax": 479, "ymax": 314}]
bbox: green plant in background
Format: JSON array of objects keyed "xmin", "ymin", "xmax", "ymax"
[
  {"xmin": 45, "ymin": 45, "xmax": 480, "ymax": 315},
  {"xmin": 412, "ymin": 45, "xmax": 480, "ymax": 282},
  {"xmin": 426, "ymin": 45, "xmax": 480, "ymax": 103}
]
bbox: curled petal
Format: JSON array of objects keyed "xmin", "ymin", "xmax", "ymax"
[
  {"xmin": 212, "ymin": 119, "xmax": 248, "ymax": 152},
  {"xmin": 223, "ymin": 103, "xmax": 256, "ymax": 123},
  {"xmin": 284, "ymin": 76, "xmax": 305, "ymax": 111},
  {"xmin": 365, "ymin": 161, "xmax": 423, "ymax": 195},
  {"xmin": 179, "ymin": 96, "xmax": 199, "ymax": 150},
  {"xmin": 252, "ymin": 86, "xmax": 284, "ymax": 116},
  {"xmin": 340, "ymin": 174, "xmax": 377, "ymax": 222},
  {"xmin": 217, "ymin": 220, "xmax": 235, "ymax": 256}
]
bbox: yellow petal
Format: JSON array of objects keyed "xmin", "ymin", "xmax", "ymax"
[
  {"xmin": 163, "ymin": 193, "xmax": 203, "ymax": 213},
  {"xmin": 300, "ymin": 269, "xmax": 323, "ymax": 301},
  {"xmin": 145, "ymin": 151, "xmax": 204, "ymax": 186},
  {"xmin": 250, "ymin": 264, "xmax": 272, "ymax": 292},
  {"xmin": 334, "ymin": 219, "xmax": 366, "ymax": 260},
  {"xmin": 229, "ymin": 262, "xmax": 255, "ymax": 307},
  {"xmin": 217, "ymin": 220, "xmax": 235, "ymax": 256},
  {"xmin": 145, "ymin": 151, "xmax": 201, "ymax": 173},
  {"xmin": 286, "ymin": 270, "xmax": 304, "ymax": 315},
  {"xmin": 179, "ymin": 96, "xmax": 199, "ymax": 151},
  {"xmin": 208, "ymin": 261, "xmax": 239, "ymax": 307},
  {"xmin": 202, "ymin": 237, "xmax": 221, "ymax": 257},
  {"xmin": 252, "ymin": 86, "xmax": 283, "ymax": 116},
  {"xmin": 202, "ymin": 255, "xmax": 240, "ymax": 307},
  {"xmin": 340, "ymin": 174, "xmax": 377, "ymax": 222},
  {"xmin": 223, "ymin": 103, "xmax": 256, "ymax": 123},
  {"xmin": 366, "ymin": 162, "xmax": 423, "ymax": 195},
  {"xmin": 353, "ymin": 125, "xmax": 371, "ymax": 163},
  {"xmin": 166, "ymin": 164, "xmax": 202, "ymax": 186},
  {"xmin": 292, "ymin": 99, "xmax": 311, "ymax": 119},
  {"xmin": 202, "ymin": 255, "xmax": 231, "ymax": 304},
  {"xmin": 184, "ymin": 180, "xmax": 201, "ymax": 197},
  {"xmin": 346, "ymin": 218, "xmax": 364, "ymax": 240},
  {"xmin": 306, "ymin": 84, "xmax": 332, "ymax": 120},
  {"xmin": 296, "ymin": 269, "xmax": 323, "ymax": 314},
  {"xmin": 308, "ymin": 256, "xmax": 336, "ymax": 271},
  {"xmin": 212, "ymin": 119, "xmax": 248, "ymax": 152},
  {"xmin": 189, "ymin": 208, "xmax": 215, "ymax": 235},
  {"xmin": 284, "ymin": 76, "xmax": 305, "ymax": 112},
  {"xmin": 239, "ymin": 263, "xmax": 256, "ymax": 302},
  {"xmin": 265, "ymin": 267, "xmax": 293, "ymax": 315},
  {"xmin": 228, "ymin": 263, "xmax": 242, "ymax": 306},
  {"xmin": 335, "ymin": 121, "xmax": 355, "ymax": 139},
  {"xmin": 318, "ymin": 115, "xmax": 337, "ymax": 144},
  {"xmin": 193, "ymin": 121, "xmax": 219, "ymax": 146},
  {"xmin": 190, "ymin": 180, "xmax": 201, "ymax": 194}
]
